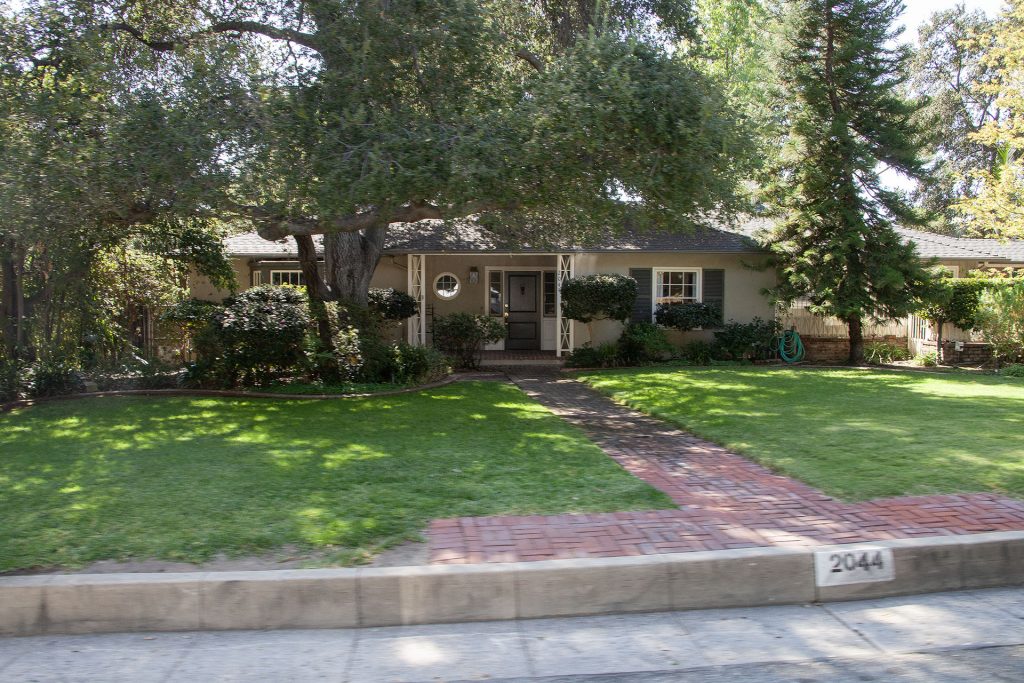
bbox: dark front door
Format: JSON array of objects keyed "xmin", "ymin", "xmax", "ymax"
[{"xmin": 506, "ymin": 273, "xmax": 540, "ymax": 350}]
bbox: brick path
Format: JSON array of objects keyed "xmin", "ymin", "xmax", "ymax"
[{"xmin": 428, "ymin": 371, "xmax": 1024, "ymax": 564}]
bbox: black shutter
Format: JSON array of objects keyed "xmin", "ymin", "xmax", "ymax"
[
  {"xmin": 703, "ymin": 269, "xmax": 725, "ymax": 325},
  {"xmin": 629, "ymin": 268, "xmax": 653, "ymax": 323}
]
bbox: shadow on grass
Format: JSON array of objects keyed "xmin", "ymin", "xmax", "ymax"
[{"xmin": 0, "ymin": 381, "xmax": 672, "ymax": 572}]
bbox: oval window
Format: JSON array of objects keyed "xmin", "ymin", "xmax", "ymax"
[{"xmin": 434, "ymin": 273, "xmax": 461, "ymax": 300}]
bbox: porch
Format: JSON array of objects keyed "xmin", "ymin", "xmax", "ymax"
[{"xmin": 404, "ymin": 252, "xmax": 576, "ymax": 357}]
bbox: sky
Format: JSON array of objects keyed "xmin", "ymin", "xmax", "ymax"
[{"xmin": 899, "ymin": 0, "xmax": 1006, "ymax": 39}]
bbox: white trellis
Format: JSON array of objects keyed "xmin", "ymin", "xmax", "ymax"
[
  {"xmin": 407, "ymin": 254, "xmax": 426, "ymax": 345},
  {"xmin": 556, "ymin": 253, "xmax": 575, "ymax": 357}
]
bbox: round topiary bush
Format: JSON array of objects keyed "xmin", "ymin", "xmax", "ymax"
[{"xmin": 368, "ymin": 288, "xmax": 419, "ymax": 322}]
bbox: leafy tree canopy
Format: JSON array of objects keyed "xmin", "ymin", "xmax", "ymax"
[{"xmin": 88, "ymin": 0, "xmax": 755, "ymax": 303}]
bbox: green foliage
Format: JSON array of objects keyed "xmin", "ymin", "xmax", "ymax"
[
  {"xmin": 618, "ymin": 322, "xmax": 674, "ymax": 364},
  {"xmin": 0, "ymin": 358, "xmax": 26, "ymax": 402},
  {"xmin": 909, "ymin": 5, "xmax": 998, "ymax": 231},
  {"xmin": 367, "ymin": 288, "xmax": 419, "ymax": 322},
  {"xmin": 561, "ymin": 275, "xmax": 638, "ymax": 324},
  {"xmin": 565, "ymin": 343, "xmax": 622, "ymax": 368},
  {"xmin": 431, "ymin": 313, "xmax": 506, "ymax": 369},
  {"xmin": 22, "ymin": 359, "xmax": 85, "ymax": 398},
  {"xmin": 390, "ymin": 343, "xmax": 451, "ymax": 385},
  {"xmin": 1000, "ymin": 364, "xmax": 1024, "ymax": 378},
  {"xmin": 200, "ymin": 286, "xmax": 311, "ymax": 386},
  {"xmin": 864, "ymin": 342, "xmax": 912, "ymax": 365},
  {"xmin": 713, "ymin": 318, "xmax": 782, "ymax": 360},
  {"xmin": 331, "ymin": 326, "xmax": 365, "ymax": 383},
  {"xmin": 975, "ymin": 281, "xmax": 1024, "ymax": 365},
  {"xmin": 916, "ymin": 278, "xmax": 989, "ymax": 331},
  {"xmin": 655, "ymin": 302, "xmax": 721, "ymax": 331},
  {"xmin": 764, "ymin": 0, "xmax": 933, "ymax": 363},
  {"xmin": 680, "ymin": 340, "xmax": 720, "ymax": 365},
  {"xmin": 915, "ymin": 351, "xmax": 939, "ymax": 367}
]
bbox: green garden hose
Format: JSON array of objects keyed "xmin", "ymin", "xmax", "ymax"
[{"xmin": 778, "ymin": 328, "xmax": 805, "ymax": 363}]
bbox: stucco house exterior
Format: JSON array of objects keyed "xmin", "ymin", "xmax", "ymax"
[
  {"xmin": 184, "ymin": 221, "xmax": 1024, "ymax": 364},
  {"xmin": 190, "ymin": 221, "xmax": 778, "ymax": 357}
]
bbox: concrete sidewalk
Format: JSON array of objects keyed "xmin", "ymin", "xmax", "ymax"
[{"xmin": 1, "ymin": 587, "xmax": 1021, "ymax": 682}]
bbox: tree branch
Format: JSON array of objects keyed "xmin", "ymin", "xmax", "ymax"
[
  {"xmin": 104, "ymin": 20, "xmax": 322, "ymax": 54},
  {"xmin": 516, "ymin": 48, "xmax": 546, "ymax": 73},
  {"xmin": 229, "ymin": 199, "xmax": 513, "ymax": 241}
]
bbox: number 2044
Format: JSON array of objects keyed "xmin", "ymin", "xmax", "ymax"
[{"xmin": 814, "ymin": 547, "xmax": 894, "ymax": 586}]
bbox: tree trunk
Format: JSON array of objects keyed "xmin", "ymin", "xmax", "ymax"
[
  {"xmin": 846, "ymin": 315, "xmax": 865, "ymax": 365},
  {"xmin": 322, "ymin": 225, "xmax": 387, "ymax": 306},
  {"xmin": 294, "ymin": 234, "xmax": 334, "ymax": 351},
  {"xmin": 1, "ymin": 242, "xmax": 25, "ymax": 360},
  {"xmin": 935, "ymin": 319, "xmax": 944, "ymax": 366}
]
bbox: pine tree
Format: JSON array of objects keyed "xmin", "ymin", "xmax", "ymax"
[{"xmin": 765, "ymin": 0, "xmax": 933, "ymax": 364}]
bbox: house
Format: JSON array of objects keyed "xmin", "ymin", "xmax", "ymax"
[
  {"xmin": 897, "ymin": 228, "xmax": 1024, "ymax": 363},
  {"xmin": 190, "ymin": 221, "xmax": 778, "ymax": 358},
  {"xmin": 187, "ymin": 221, "xmax": 1024, "ymax": 364}
]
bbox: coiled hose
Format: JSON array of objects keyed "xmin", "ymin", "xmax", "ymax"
[{"xmin": 778, "ymin": 328, "xmax": 805, "ymax": 364}]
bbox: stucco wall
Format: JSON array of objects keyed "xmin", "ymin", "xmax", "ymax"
[{"xmin": 571, "ymin": 252, "xmax": 776, "ymax": 347}]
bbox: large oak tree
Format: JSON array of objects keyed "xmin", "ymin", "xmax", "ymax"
[{"xmin": 100, "ymin": 0, "xmax": 753, "ymax": 305}]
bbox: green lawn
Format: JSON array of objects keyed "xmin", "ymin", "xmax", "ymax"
[
  {"xmin": 578, "ymin": 367, "xmax": 1024, "ymax": 501},
  {"xmin": 0, "ymin": 381, "xmax": 671, "ymax": 572}
]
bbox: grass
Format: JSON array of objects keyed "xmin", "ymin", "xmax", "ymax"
[
  {"xmin": 578, "ymin": 366, "xmax": 1024, "ymax": 502},
  {"xmin": 0, "ymin": 381, "xmax": 672, "ymax": 572}
]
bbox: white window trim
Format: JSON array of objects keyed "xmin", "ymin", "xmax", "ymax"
[
  {"xmin": 433, "ymin": 272, "xmax": 462, "ymax": 300},
  {"xmin": 269, "ymin": 270, "xmax": 304, "ymax": 286},
  {"xmin": 652, "ymin": 267, "xmax": 702, "ymax": 321}
]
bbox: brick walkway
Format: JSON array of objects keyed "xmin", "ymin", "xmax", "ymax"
[{"xmin": 428, "ymin": 371, "xmax": 1024, "ymax": 564}]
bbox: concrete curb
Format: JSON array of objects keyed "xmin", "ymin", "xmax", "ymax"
[{"xmin": 2, "ymin": 532, "xmax": 1022, "ymax": 637}]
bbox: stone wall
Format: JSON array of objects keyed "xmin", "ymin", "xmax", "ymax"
[
  {"xmin": 925, "ymin": 341, "xmax": 994, "ymax": 365},
  {"xmin": 800, "ymin": 335, "xmax": 908, "ymax": 363}
]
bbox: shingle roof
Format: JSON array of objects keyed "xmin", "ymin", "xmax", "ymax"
[
  {"xmin": 894, "ymin": 228, "xmax": 1024, "ymax": 262},
  {"xmin": 224, "ymin": 222, "xmax": 1024, "ymax": 263},
  {"xmin": 225, "ymin": 219, "xmax": 764, "ymax": 257}
]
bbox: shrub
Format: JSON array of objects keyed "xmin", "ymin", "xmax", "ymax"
[
  {"xmin": 714, "ymin": 318, "xmax": 782, "ymax": 360},
  {"xmin": 391, "ymin": 343, "xmax": 450, "ymax": 384},
  {"xmin": 976, "ymin": 281, "xmax": 1024, "ymax": 367},
  {"xmin": 25, "ymin": 358, "xmax": 85, "ymax": 398},
  {"xmin": 655, "ymin": 302, "xmax": 721, "ymax": 331},
  {"xmin": 1001, "ymin": 364, "xmax": 1024, "ymax": 378},
  {"xmin": 368, "ymin": 288, "xmax": 418, "ymax": 322},
  {"xmin": 680, "ymin": 340, "xmax": 719, "ymax": 365},
  {"xmin": 0, "ymin": 358, "xmax": 26, "ymax": 402},
  {"xmin": 864, "ymin": 342, "xmax": 912, "ymax": 365},
  {"xmin": 207, "ymin": 285, "xmax": 310, "ymax": 385},
  {"xmin": 161, "ymin": 298, "xmax": 221, "ymax": 361},
  {"xmin": 332, "ymin": 326, "xmax": 365, "ymax": 382},
  {"xmin": 565, "ymin": 342, "xmax": 621, "ymax": 368},
  {"xmin": 915, "ymin": 351, "xmax": 939, "ymax": 367},
  {"xmin": 561, "ymin": 274, "xmax": 638, "ymax": 324},
  {"xmin": 432, "ymin": 313, "xmax": 505, "ymax": 369},
  {"xmin": 618, "ymin": 322, "xmax": 673, "ymax": 364}
]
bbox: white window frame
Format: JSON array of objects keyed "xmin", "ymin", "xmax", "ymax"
[
  {"xmin": 433, "ymin": 272, "xmax": 462, "ymax": 300},
  {"xmin": 652, "ymin": 268, "xmax": 702, "ymax": 320},
  {"xmin": 270, "ymin": 270, "xmax": 305, "ymax": 286}
]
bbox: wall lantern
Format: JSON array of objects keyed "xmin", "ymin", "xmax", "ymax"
[{"xmin": 468, "ymin": 267, "xmax": 480, "ymax": 284}]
